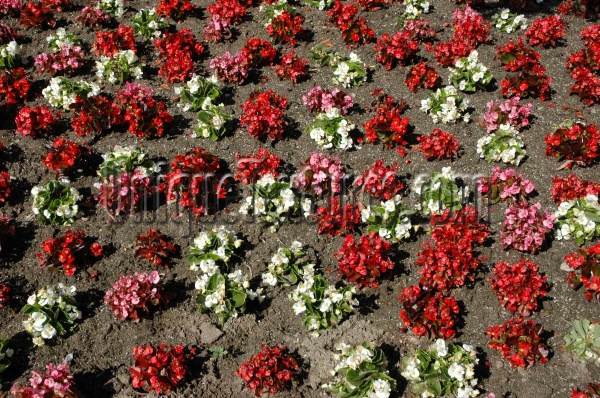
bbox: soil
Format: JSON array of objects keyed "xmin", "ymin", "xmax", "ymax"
[{"xmin": 0, "ymin": 0, "xmax": 599, "ymax": 396}]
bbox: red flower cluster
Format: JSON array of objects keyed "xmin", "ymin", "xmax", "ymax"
[
  {"xmin": 237, "ymin": 345, "xmax": 298, "ymax": 397},
  {"xmin": 327, "ymin": 1, "xmax": 375, "ymax": 46},
  {"xmin": 500, "ymin": 202, "xmax": 554, "ymax": 254},
  {"xmin": 154, "ymin": 29, "xmax": 205, "ymax": 83},
  {"xmin": 559, "ymin": 0, "xmax": 600, "ymax": 19},
  {"xmin": 405, "ymin": 61, "xmax": 439, "ymax": 93},
  {"xmin": 15, "ymin": 105, "xmax": 58, "ymax": 137},
  {"xmin": 426, "ymin": 39, "xmax": 473, "ymax": 67},
  {"xmin": 566, "ymin": 25, "xmax": 600, "ymax": 105},
  {"xmin": 361, "ymin": 90, "xmax": 410, "ymax": 156},
  {"xmin": 315, "ymin": 196, "xmax": 360, "ymax": 236},
  {"xmin": 131, "ymin": 344, "xmax": 195, "ymax": 394},
  {"xmin": 489, "ymin": 259, "xmax": 548, "ymax": 317},
  {"xmin": 266, "ymin": 11, "xmax": 305, "ymax": 47},
  {"xmin": 241, "ymin": 38, "xmax": 277, "ymax": 68},
  {"xmin": 0, "ymin": 211, "xmax": 15, "ymax": 253},
  {"xmin": 19, "ymin": 1, "xmax": 56, "ymax": 29},
  {"xmin": 42, "ymin": 138, "xmax": 90, "ymax": 175},
  {"xmin": 415, "ymin": 128, "xmax": 459, "ymax": 161},
  {"xmin": 525, "ymin": 15, "xmax": 567, "ymax": 48},
  {"xmin": 487, "ymin": 318, "xmax": 551, "ymax": 368},
  {"xmin": 161, "ymin": 148, "xmax": 227, "ymax": 217},
  {"xmin": 0, "ymin": 172, "xmax": 9, "ymax": 204},
  {"xmin": 37, "ymin": 230, "xmax": 103, "ymax": 276},
  {"xmin": 135, "ymin": 229, "xmax": 177, "ymax": 268},
  {"xmin": 240, "ymin": 90, "xmax": 288, "ymax": 141},
  {"xmin": 234, "ymin": 148, "xmax": 281, "ymax": 185},
  {"xmin": 571, "ymin": 383, "xmax": 600, "ymax": 398},
  {"xmin": 105, "ymin": 271, "xmax": 169, "ymax": 321},
  {"xmin": 335, "ymin": 232, "xmax": 394, "ymax": 288},
  {"xmin": 206, "ymin": 0, "xmax": 246, "ymax": 25},
  {"xmin": 0, "ymin": 282, "xmax": 9, "ymax": 308},
  {"xmin": 551, "ymin": 174, "xmax": 600, "ymax": 204},
  {"xmin": 565, "ymin": 243, "xmax": 600, "ymax": 303},
  {"xmin": 497, "ymin": 39, "xmax": 552, "ymax": 101},
  {"xmin": 157, "ymin": 0, "xmax": 197, "ymax": 20},
  {"xmin": 0, "ymin": 68, "xmax": 30, "ymax": 106},
  {"xmin": 452, "ymin": 6, "xmax": 490, "ymax": 48},
  {"xmin": 398, "ymin": 285, "xmax": 460, "ymax": 339},
  {"xmin": 417, "ymin": 207, "xmax": 489, "ymax": 291},
  {"xmin": 115, "ymin": 82, "xmax": 173, "ymax": 139},
  {"xmin": 354, "ymin": 160, "xmax": 404, "ymax": 201},
  {"xmin": 95, "ymin": 170, "xmax": 153, "ymax": 217},
  {"xmin": 545, "ymin": 121, "xmax": 600, "ymax": 167},
  {"xmin": 94, "ymin": 24, "xmax": 136, "ymax": 57},
  {"xmin": 374, "ymin": 31, "xmax": 418, "ymax": 70},
  {"xmin": 76, "ymin": 6, "xmax": 111, "ymax": 28},
  {"xmin": 71, "ymin": 95, "xmax": 122, "ymax": 137},
  {"xmin": 275, "ymin": 51, "xmax": 309, "ymax": 84}
]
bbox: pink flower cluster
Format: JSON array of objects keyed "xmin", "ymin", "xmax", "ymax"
[
  {"xmin": 302, "ymin": 86, "xmax": 353, "ymax": 115},
  {"xmin": 483, "ymin": 97, "xmax": 533, "ymax": 133},
  {"xmin": 500, "ymin": 202, "xmax": 555, "ymax": 253},
  {"xmin": 294, "ymin": 151, "xmax": 346, "ymax": 196},
  {"xmin": 34, "ymin": 44, "xmax": 85, "ymax": 76},
  {"xmin": 104, "ymin": 271, "xmax": 167, "ymax": 322},
  {"xmin": 10, "ymin": 362, "xmax": 76, "ymax": 397},
  {"xmin": 209, "ymin": 51, "xmax": 249, "ymax": 85},
  {"xmin": 477, "ymin": 167, "xmax": 535, "ymax": 204}
]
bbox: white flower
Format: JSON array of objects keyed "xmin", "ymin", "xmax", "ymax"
[
  {"xmin": 319, "ymin": 298, "xmax": 332, "ymax": 312},
  {"xmin": 40, "ymin": 324, "xmax": 57, "ymax": 340},
  {"xmin": 293, "ymin": 300, "xmax": 306, "ymax": 315},
  {"xmin": 448, "ymin": 362, "xmax": 465, "ymax": 381}
]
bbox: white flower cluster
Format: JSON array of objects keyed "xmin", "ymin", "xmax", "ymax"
[
  {"xmin": 554, "ymin": 195, "xmax": 600, "ymax": 245},
  {"xmin": 332, "ymin": 53, "xmax": 368, "ymax": 88},
  {"xmin": 307, "ymin": 107, "xmax": 355, "ymax": 150},
  {"xmin": 31, "ymin": 179, "xmax": 81, "ymax": 224},
  {"xmin": 288, "ymin": 267, "xmax": 357, "ymax": 335},
  {"xmin": 189, "ymin": 226, "xmax": 243, "ymax": 272},
  {"xmin": 98, "ymin": 0, "xmax": 125, "ymax": 18},
  {"xmin": 0, "ymin": 40, "xmax": 20, "ymax": 68},
  {"xmin": 42, "ymin": 77, "xmax": 100, "ymax": 110},
  {"xmin": 23, "ymin": 284, "xmax": 80, "ymax": 347},
  {"xmin": 400, "ymin": 0, "xmax": 430, "ymax": 21},
  {"xmin": 99, "ymin": 145, "xmax": 160, "ymax": 177},
  {"xmin": 476, "ymin": 124, "xmax": 526, "ymax": 165},
  {"xmin": 262, "ymin": 241, "xmax": 314, "ymax": 286},
  {"xmin": 46, "ymin": 28, "xmax": 80, "ymax": 51},
  {"xmin": 132, "ymin": 9, "xmax": 168, "ymax": 39},
  {"xmin": 195, "ymin": 269, "xmax": 264, "ymax": 314},
  {"xmin": 96, "ymin": 50, "xmax": 144, "ymax": 84},
  {"xmin": 420, "ymin": 86, "xmax": 470, "ymax": 124},
  {"xmin": 238, "ymin": 174, "xmax": 311, "ymax": 231},
  {"xmin": 323, "ymin": 341, "xmax": 395, "ymax": 398},
  {"xmin": 449, "ymin": 51, "xmax": 493, "ymax": 92},
  {"xmin": 402, "ymin": 340, "xmax": 480, "ymax": 398},
  {"xmin": 305, "ymin": 0, "xmax": 334, "ymax": 10},
  {"xmin": 491, "ymin": 9, "xmax": 527, "ymax": 33},
  {"xmin": 175, "ymin": 74, "xmax": 221, "ymax": 111},
  {"xmin": 413, "ymin": 167, "xmax": 464, "ymax": 215},
  {"xmin": 361, "ymin": 195, "xmax": 415, "ymax": 243}
]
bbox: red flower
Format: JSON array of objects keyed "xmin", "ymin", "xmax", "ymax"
[
  {"xmin": 105, "ymin": 271, "xmax": 169, "ymax": 321},
  {"xmin": 134, "ymin": 229, "xmax": 177, "ymax": 268},
  {"xmin": 237, "ymin": 345, "xmax": 298, "ymax": 397},
  {"xmin": 315, "ymin": 196, "xmax": 360, "ymax": 236},
  {"xmin": 15, "ymin": 105, "xmax": 58, "ymax": 137},
  {"xmin": 0, "ymin": 282, "xmax": 10, "ymax": 308},
  {"xmin": 114, "ymin": 83, "xmax": 173, "ymax": 139},
  {"xmin": 415, "ymin": 128, "xmax": 459, "ymax": 160},
  {"xmin": 525, "ymin": 15, "xmax": 567, "ymax": 47},
  {"xmin": 405, "ymin": 61, "xmax": 439, "ymax": 93},
  {"xmin": 362, "ymin": 90, "xmax": 410, "ymax": 156},
  {"xmin": 545, "ymin": 121, "xmax": 600, "ymax": 167},
  {"xmin": 71, "ymin": 95, "xmax": 122, "ymax": 137},
  {"xmin": 157, "ymin": 0, "xmax": 197, "ymax": 20},
  {"xmin": 240, "ymin": 90, "xmax": 288, "ymax": 141},
  {"xmin": 266, "ymin": 11, "xmax": 304, "ymax": 47},
  {"xmin": 353, "ymin": 159, "xmax": 404, "ymax": 200},
  {"xmin": 0, "ymin": 68, "xmax": 30, "ymax": 106},
  {"xmin": 154, "ymin": 29, "xmax": 205, "ymax": 83},
  {"xmin": 335, "ymin": 232, "xmax": 394, "ymax": 288},
  {"xmin": 565, "ymin": 244, "xmax": 600, "ymax": 303},
  {"xmin": 327, "ymin": 1, "xmax": 374, "ymax": 46},
  {"xmin": 42, "ymin": 138, "xmax": 91, "ymax": 175},
  {"xmin": 37, "ymin": 230, "xmax": 103, "ymax": 276},
  {"xmin": 131, "ymin": 344, "xmax": 195, "ymax": 394},
  {"xmin": 374, "ymin": 31, "xmax": 418, "ymax": 70},
  {"xmin": 487, "ymin": 318, "xmax": 551, "ymax": 368},
  {"xmin": 275, "ymin": 50, "xmax": 309, "ymax": 84},
  {"xmin": 551, "ymin": 174, "xmax": 600, "ymax": 204},
  {"xmin": 234, "ymin": 149, "xmax": 281, "ymax": 185},
  {"xmin": 398, "ymin": 285, "xmax": 460, "ymax": 339},
  {"xmin": 241, "ymin": 38, "xmax": 277, "ymax": 68},
  {"xmin": 94, "ymin": 24, "xmax": 136, "ymax": 57}
]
